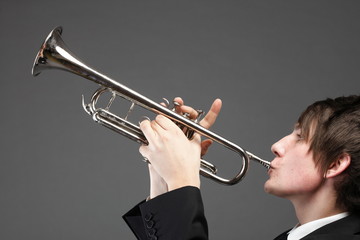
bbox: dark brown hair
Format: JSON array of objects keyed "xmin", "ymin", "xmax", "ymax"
[{"xmin": 297, "ymin": 95, "xmax": 360, "ymax": 212}]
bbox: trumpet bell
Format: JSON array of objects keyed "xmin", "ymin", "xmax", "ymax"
[{"xmin": 32, "ymin": 27, "xmax": 65, "ymax": 76}]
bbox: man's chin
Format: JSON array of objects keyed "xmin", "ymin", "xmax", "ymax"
[
  {"xmin": 263, "ymin": 180, "xmax": 272, "ymax": 194},
  {"xmin": 264, "ymin": 180, "xmax": 278, "ymax": 195}
]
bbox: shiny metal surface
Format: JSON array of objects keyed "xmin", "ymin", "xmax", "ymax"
[{"xmin": 32, "ymin": 26, "xmax": 270, "ymax": 185}]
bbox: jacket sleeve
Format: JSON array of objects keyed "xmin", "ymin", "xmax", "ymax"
[{"xmin": 123, "ymin": 186, "xmax": 208, "ymax": 240}]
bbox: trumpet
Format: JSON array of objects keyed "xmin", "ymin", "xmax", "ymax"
[{"xmin": 32, "ymin": 26, "xmax": 270, "ymax": 185}]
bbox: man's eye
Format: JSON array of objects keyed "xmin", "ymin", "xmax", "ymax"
[{"xmin": 297, "ymin": 134, "xmax": 304, "ymax": 141}]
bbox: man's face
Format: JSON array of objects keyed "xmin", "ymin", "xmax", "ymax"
[{"xmin": 264, "ymin": 126, "xmax": 324, "ymax": 201}]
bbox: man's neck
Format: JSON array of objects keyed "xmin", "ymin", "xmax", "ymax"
[{"xmin": 289, "ymin": 182, "xmax": 345, "ymax": 225}]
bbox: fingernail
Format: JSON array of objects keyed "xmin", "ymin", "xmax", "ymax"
[{"xmin": 139, "ymin": 116, "xmax": 151, "ymax": 125}]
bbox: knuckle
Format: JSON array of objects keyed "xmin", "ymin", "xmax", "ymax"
[{"xmin": 155, "ymin": 114, "xmax": 164, "ymax": 122}]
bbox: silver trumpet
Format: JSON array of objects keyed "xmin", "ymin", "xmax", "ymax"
[{"xmin": 32, "ymin": 26, "xmax": 270, "ymax": 185}]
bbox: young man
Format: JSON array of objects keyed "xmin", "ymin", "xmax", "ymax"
[{"xmin": 123, "ymin": 95, "xmax": 360, "ymax": 240}]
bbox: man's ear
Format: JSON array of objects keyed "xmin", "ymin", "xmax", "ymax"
[{"xmin": 325, "ymin": 153, "xmax": 351, "ymax": 178}]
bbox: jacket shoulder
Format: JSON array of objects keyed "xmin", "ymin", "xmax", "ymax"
[{"xmin": 302, "ymin": 213, "xmax": 360, "ymax": 240}]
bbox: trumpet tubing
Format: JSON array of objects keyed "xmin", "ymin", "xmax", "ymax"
[{"xmin": 32, "ymin": 26, "xmax": 270, "ymax": 185}]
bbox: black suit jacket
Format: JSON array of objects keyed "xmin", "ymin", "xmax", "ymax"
[
  {"xmin": 124, "ymin": 186, "xmax": 360, "ymax": 240},
  {"xmin": 275, "ymin": 213, "xmax": 360, "ymax": 240},
  {"xmin": 123, "ymin": 186, "xmax": 208, "ymax": 240}
]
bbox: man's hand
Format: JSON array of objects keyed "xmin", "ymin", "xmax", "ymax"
[
  {"xmin": 173, "ymin": 97, "xmax": 222, "ymax": 157},
  {"xmin": 141, "ymin": 97, "xmax": 222, "ymax": 197}
]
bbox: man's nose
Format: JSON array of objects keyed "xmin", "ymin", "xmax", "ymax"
[{"xmin": 271, "ymin": 137, "xmax": 286, "ymax": 157}]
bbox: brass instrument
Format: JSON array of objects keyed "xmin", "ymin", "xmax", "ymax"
[{"xmin": 32, "ymin": 26, "xmax": 270, "ymax": 185}]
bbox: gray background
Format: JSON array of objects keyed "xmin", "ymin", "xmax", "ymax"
[{"xmin": 1, "ymin": 0, "xmax": 359, "ymax": 239}]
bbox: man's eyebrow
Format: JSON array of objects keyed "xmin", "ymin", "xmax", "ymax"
[{"xmin": 294, "ymin": 123, "xmax": 301, "ymax": 130}]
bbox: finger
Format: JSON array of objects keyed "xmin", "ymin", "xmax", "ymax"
[
  {"xmin": 179, "ymin": 105, "xmax": 200, "ymax": 120},
  {"xmin": 140, "ymin": 119, "xmax": 157, "ymax": 143},
  {"xmin": 201, "ymin": 139, "xmax": 213, "ymax": 157},
  {"xmin": 174, "ymin": 97, "xmax": 184, "ymax": 106},
  {"xmin": 173, "ymin": 97, "xmax": 201, "ymax": 120},
  {"xmin": 199, "ymin": 98, "xmax": 222, "ymax": 129},
  {"xmin": 154, "ymin": 114, "xmax": 179, "ymax": 131},
  {"xmin": 173, "ymin": 97, "xmax": 184, "ymax": 114}
]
